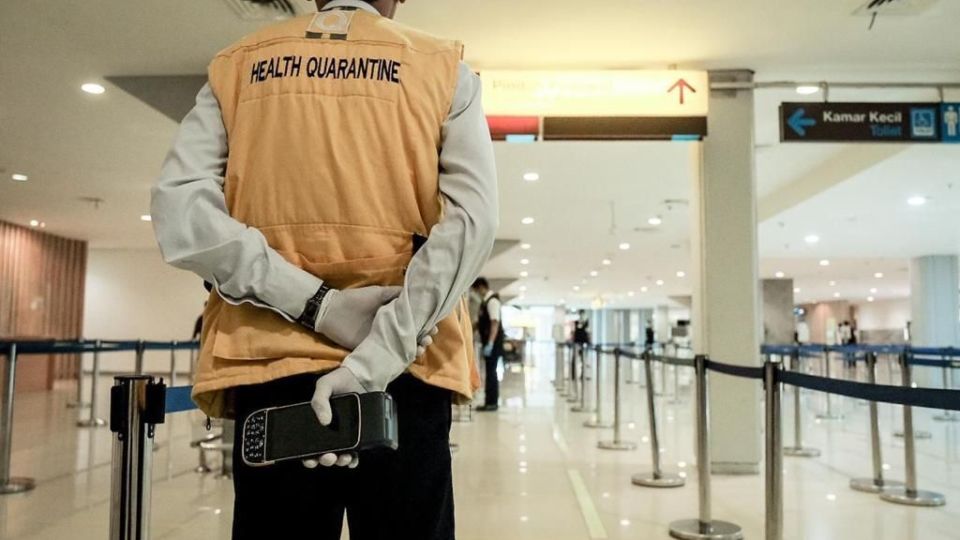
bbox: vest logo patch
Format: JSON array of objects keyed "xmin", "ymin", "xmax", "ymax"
[{"xmin": 309, "ymin": 10, "xmax": 354, "ymax": 35}]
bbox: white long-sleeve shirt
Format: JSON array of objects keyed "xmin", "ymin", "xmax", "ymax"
[{"xmin": 151, "ymin": 0, "xmax": 498, "ymax": 391}]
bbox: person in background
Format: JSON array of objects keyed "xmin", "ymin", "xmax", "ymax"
[
  {"xmin": 644, "ymin": 319, "xmax": 655, "ymax": 350},
  {"xmin": 472, "ymin": 278, "xmax": 503, "ymax": 412}
]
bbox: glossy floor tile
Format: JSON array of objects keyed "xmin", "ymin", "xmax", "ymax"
[{"xmin": 1, "ymin": 344, "xmax": 958, "ymax": 539}]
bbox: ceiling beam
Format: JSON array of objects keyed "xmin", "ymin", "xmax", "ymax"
[{"xmin": 758, "ymin": 144, "xmax": 910, "ymax": 222}]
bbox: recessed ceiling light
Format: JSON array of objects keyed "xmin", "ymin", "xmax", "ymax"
[
  {"xmin": 522, "ymin": 172, "xmax": 540, "ymax": 182},
  {"xmin": 775, "ymin": 271, "xmax": 785, "ymax": 278},
  {"xmin": 805, "ymin": 234, "xmax": 820, "ymax": 244},
  {"xmin": 521, "ymin": 217, "xmax": 535, "ymax": 225},
  {"xmin": 829, "ymin": 280, "xmax": 836, "ymax": 286},
  {"xmin": 573, "ymin": 286, "xmax": 580, "ymax": 291},
  {"xmin": 676, "ymin": 271, "xmax": 686, "ymax": 278},
  {"xmin": 81, "ymin": 83, "xmax": 106, "ymax": 95},
  {"xmin": 519, "ymin": 286, "xmax": 527, "ymax": 292},
  {"xmin": 619, "ymin": 242, "xmax": 631, "ymax": 251},
  {"xmin": 589, "ymin": 270, "xmax": 598, "ymax": 277},
  {"xmin": 870, "ymin": 288, "xmax": 878, "ymax": 294},
  {"xmin": 11, "ymin": 173, "xmax": 28, "ymax": 182},
  {"xmin": 640, "ymin": 286, "xmax": 649, "ymax": 292},
  {"xmin": 656, "ymin": 279, "xmax": 665, "ymax": 286},
  {"xmin": 833, "ymin": 292, "xmax": 840, "ymax": 298},
  {"xmin": 907, "ymin": 195, "xmax": 927, "ymax": 206},
  {"xmin": 796, "ymin": 85, "xmax": 820, "ymax": 95},
  {"xmin": 867, "ymin": 296, "xmax": 875, "ymax": 302},
  {"xmin": 520, "ymin": 271, "xmax": 529, "ymax": 278},
  {"xmin": 874, "ymin": 272, "xmax": 884, "ymax": 279},
  {"xmin": 520, "ymin": 258, "xmax": 530, "ymax": 265},
  {"xmin": 521, "ymin": 243, "xmax": 531, "ymax": 250},
  {"xmin": 602, "ymin": 259, "xmax": 612, "ymax": 266},
  {"xmin": 819, "ymin": 259, "xmax": 830, "ymax": 266},
  {"xmin": 29, "ymin": 219, "xmax": 40, "ymax": 227},
  {"xmin": 648, "ymin": 217, "xmax": 662, "ymax": 226},
  {"xmin": 627, "ymin": 291, "xmax": 635, "ymax": 297},
  {"xmin": 794, "ymin": 287, "xmax": 801, "ymax": 293},
  {"xmin": 140, "ymin": 215, "xmax": 152, "ymax": 222}
]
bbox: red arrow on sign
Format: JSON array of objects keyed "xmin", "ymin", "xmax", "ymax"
[{"xmin": 668, "ymin": 78, "xmax": 696, "ymax": 105}]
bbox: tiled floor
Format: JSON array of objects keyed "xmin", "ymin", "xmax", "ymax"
[{"xmin": 2, "ymin": 343, "xmax": 959, "ymax": 539}]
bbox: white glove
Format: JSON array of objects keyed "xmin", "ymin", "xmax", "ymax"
[
  {"xmin": 303, "ymin": 367, "xmax": 365, "ymax": 469},
  {"xmin": 314, "ymin": 287, "xmax": 439, "ymax": 353}
]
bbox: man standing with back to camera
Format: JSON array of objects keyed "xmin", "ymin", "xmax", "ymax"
[{"xmin": 150, "ymin": 0, "xmax": 498, "ymax": 538}]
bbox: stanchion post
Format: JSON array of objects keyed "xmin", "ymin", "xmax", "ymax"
[
  {"xmin": 567, "ymin": 344, "xmax": 581, "ymax": 403},
  {"xmin": 584, "ymin": 347, "xmax": 612, "ymax": 428},
  {"xmin": 67, "ymin": 340, "xmax": 89, "ymax": 409},
  {"xmin": 669, "ymin": 355, "xmax": 742, "ymax": 540},
  {"xmin": 632, "ymin": 349, "xmax": 684, "ymax": 487},
  {"xmin": 851, "ymin": 352, "xmax": 904, "ymax": 493},
  {"xmin": 764, "ymin": 359, "xmax": 783, "ymax": 540},
  {"xmin": 78, "ymin": 340, "xmax": 107, "ymax": 428},
  {"xmin": 0, "ymin": 344, "xmax": 36, "ymax": 495},
  {"xmin": 572, "ymin": 345, "xmax": 590, "ymax": 412},
  {"xmin": 784, "ymin": 351, "xmax": 820, "ymax": 458},
  {"xmin": 817, "ymin": 347, "xmax": 842, "ymax": 420},
  {"xmin": 134, "ymin": 340, "xmax": 145, "ymax": 376},
  {"xmin": 169, "ymin": 341, "xmax": 178, "ymax": 388},
  {"xmin": 880, "ymin": 352, "xmax": 945, "ymax": 507},
  {"xmin": 933, "ymin": 358, "xmax": 958, "ymax": 422},
  {"xmin": 598, "ymin": 348, "xmax": 637, "ymax": 451},
  {"xmin": 109, "ymin": 375, "xmax": 165, "ymax": 540}
]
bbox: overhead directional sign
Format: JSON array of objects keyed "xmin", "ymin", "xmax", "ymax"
[
  {"xmin": 482, "ymin": 70, "xmax": 708, "ymax": 140},
  {"xmin": 780, "ymin": 102, "xmax": 943, "ymax": 143},
  {"xmin": 481, "ymin": 70, "xmax": 708, "ymax": 118}
]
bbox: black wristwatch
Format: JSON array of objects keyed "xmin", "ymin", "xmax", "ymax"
[{"xmin": 297, "ymin": 284, "xmax": 331, "ymax": 331}]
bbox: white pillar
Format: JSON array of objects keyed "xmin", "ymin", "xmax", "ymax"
[
  {"xmin": 690, "ymin": 70, "xmax": 761, "ymax": 474},
  {"xmin": 654, "ymin": 306, "xmax": 671, "ymax": 344},
  {"xmin": 762, "ymin": 279, "xmax": 796, "ymax": 345},
  {"xmin": 910, "ymin": 256, "xmax": 959, "ymax": 386}
]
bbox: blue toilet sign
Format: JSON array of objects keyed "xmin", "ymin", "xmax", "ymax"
[{"xmin": 943, "ymin": 103, "xmax": 960, "ymax": 143}]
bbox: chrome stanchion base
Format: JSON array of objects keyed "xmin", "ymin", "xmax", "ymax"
[
  {"xmin": 194, "ymin": 465, "xmax": 213, "ymax": 474},
  {"xmin": 77, "ymin": 418, "xmax": 107, "ymax": 428},
  {"xmin": 669, "ymin": 518, "xmax": 743, "ymax": 540},
  {"xmin": 933, "ymin": 412, "xmax": 960, "ymax": 422},
  {"xmin": 849, "ymin": 477, "xmax": 904, "ymax": 494},
  {"xmin": 570, "ymin": 405, "xmax": 589, "ymax": 413},
  {"xmin": 816, "ymin": 413, "xmax": 844, "ymax": 420},
  {"xmin": 631, "ymin": 471, "xmax": 685, "ymax": 488},
  {"xmin": 880, "ymin": 487, "xmax": 946, "ymax": 507},
  {"xmin": 583, "ymin": 417, "xmax": 613, "ymax": 428},
  {"xmin": 566, "ymin": 395, "xmax": 579, "ymax": 404},
  {"xmin": 783, "ymin": 446, "xmax": 821, "ymax": 458},
  {"xmin": 0, "ymin": 478, "xmax": 36, "ymax": 495},
  {"xmin": 893, "ymin": 430, "xmax": 932, "ymax": 440},
  {"xmin": 597, "ymin": 440, "xmax": 637, "ymax": 451}
]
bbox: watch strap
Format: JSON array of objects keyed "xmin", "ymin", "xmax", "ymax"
[{"xmin": 298, "ymin": 284, "xmax": 331, "ymax": 332}]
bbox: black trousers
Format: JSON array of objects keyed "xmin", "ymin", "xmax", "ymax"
[
  {"xmin": 231, "ymin": 374, "xmax": 454, "ymax": 540},
  {"xmin": 483, "ymin": 353, "xmax": 501, "ymax": 406}
]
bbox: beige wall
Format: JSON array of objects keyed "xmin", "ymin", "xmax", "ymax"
[{"xmin": 799, "ymin": 301, "xmax": 853, "ymax": 345}]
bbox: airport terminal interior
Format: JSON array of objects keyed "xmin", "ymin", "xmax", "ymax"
[{"xmin": 2, "ymin": 1, "xmax": 960, "ymax": 539}]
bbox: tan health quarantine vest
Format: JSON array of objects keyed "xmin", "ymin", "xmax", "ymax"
[{"xmin": 193, "ymin": 8, "xmax": 478, "ymax": 418}]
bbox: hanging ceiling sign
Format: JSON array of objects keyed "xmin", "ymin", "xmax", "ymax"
[
  {"xmin": 780, "ymin": 102, "xmax": 948, "ymax": 142},
  {"xmin": 481, "ymin": 70, "xmax": 709, "ymax": 117},
  {"xmin": 481, "ymin": 70, "xmax": 709, "ymax": 140}
]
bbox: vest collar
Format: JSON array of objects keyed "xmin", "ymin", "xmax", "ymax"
[{"xmin": 320, "ymin": 0, "xmax": 379, "ymax": 16}]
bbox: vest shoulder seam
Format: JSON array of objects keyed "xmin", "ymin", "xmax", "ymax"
[{"xmin": 212, "ymin": 36, "xmax": 461, "ymax": 62}]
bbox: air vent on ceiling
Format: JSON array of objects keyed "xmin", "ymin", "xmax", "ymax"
[
  {"xmin": 223, "ymin": 0, "xmax": 298, "ymax": 21},
  {"xmin": 852, "ymin": 0, "xmax": 939, "ymax": 15}
]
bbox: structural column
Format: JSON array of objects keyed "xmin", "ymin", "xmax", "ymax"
[
  {"xmin": 654, "ymin": 306, "xmax": 671, "ymax": 344},
  {"xmin": 910, "ymin": 256, "xmax": 960, "ymax": 385},
  {"xmin": 762, "ymin": 279, "xmax": 796, "ymax": 345},
  {"xmin": 690, "ymin": 69, "xmax": 761, "ymax": 474}
]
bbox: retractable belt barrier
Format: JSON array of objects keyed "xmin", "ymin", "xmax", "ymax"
[{"xmin": 555, "ymin": 342, "xmax": 960, "ymax": 540}]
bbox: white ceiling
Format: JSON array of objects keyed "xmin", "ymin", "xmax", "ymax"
[{"xmin": 2, "ymin": 0, "xmax": 960, "ymax": 310}]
